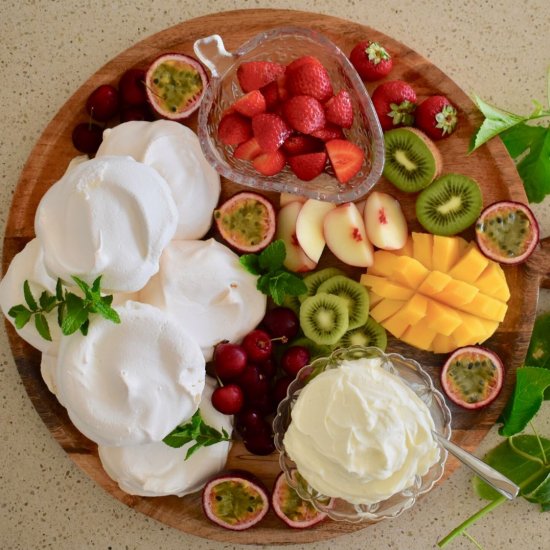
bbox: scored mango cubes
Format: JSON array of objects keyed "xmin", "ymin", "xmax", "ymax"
[{"xmin": 360, "ymin": 233, "xmax": 510, "ymax": 353}]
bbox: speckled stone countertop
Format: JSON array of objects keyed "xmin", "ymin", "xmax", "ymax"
[{"xmin": 1, "ymin": 1, "xmax": 549, "ymax": 549}]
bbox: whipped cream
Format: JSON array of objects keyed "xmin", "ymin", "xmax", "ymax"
[
  {"xmin": 55, "ymin": 301, "xmax": 205, "ymax": 446},
  {"xmin": 35, "ymin": 155, "xmax": 177, "ymax": 293},
  {"xmin": 97, "ymin": 120, "xmax": 220, "ymax": 240},
  {"xmin": 0, "ymin": 238, "xmax": 61, "ymax": 352},
  {"xmin": 283, "ymin": 358, "xmax": 440, "ymax": 505},
  {"xmin": 40, "ymin": 349, "xmax": 59, "ymax": 398},
  {"xmin": 139, "ymin": 239, "xmax": 266, "ymax": 361},
  {"xmin": 98, "ymin": 377, "xmax": 232, "ymax": 497}
]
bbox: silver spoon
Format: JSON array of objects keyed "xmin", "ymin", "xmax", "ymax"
[{"xmin": 432, "ymin": 431, "xmax": 520, "ymax": 500}]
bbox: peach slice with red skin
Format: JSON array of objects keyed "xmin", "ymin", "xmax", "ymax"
[
  {"xmin": 295, "ymin": 199, "xmax": 336, "ymax": 263},
  {"xmin": 364, "ymin": 191, "xmax": 408, "ymax": 250}
]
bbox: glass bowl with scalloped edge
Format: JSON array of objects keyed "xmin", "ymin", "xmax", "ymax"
[
  {"xmin": 273, "ymin": 346, "xmax": 452, "ymax": 522},
  {"xmin": 193, "ymin": 26, "xmax": 385, "ymax": 203}
]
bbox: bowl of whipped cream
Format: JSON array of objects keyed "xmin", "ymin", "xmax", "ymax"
[{"xmin": 273, "ymin": 346, "xmax": 452, "ymax": 522}]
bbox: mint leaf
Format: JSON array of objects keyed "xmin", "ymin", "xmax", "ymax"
[
  {"xmin": 71, "ymin": 276, "xmax": 93, "ymax": 300},
  {"xmin": 256, "ymin": 273, "xmax": 272, "ymax": 294},
  {"xmin": 516, "ymin": 127, "xmax": 550, "ymax": 203},
  {"xmin": 55, "ymin": 278, "xmax": 63, "ymax": 301},
  {"xmin": 499, "ymin": 367, "xmax": 550, "ymax": 436},
  {"xmin": 80, "ymin": 319, "xmax": 89, "ymax": 336},
  {"xmin": 258, "ymin": 240, "xmax": 285, "ymax": 271},
  {"xmin": 39, "ymin": 291, "xmax": 57, "ymax": 313},
  {"xmin": 23, "ymin": 281, "xmax": 38, "ymax": 311},
  {"xmin": 34, "ymin": 314, "xmax": 52, "ymax": 341},
  {"xmin": 61, "ymin": 292, "xmax": 88, "ymax": 335},
  {"xmin": 94, "ymin": 299, "xmax": 121, "ymax": 324},
  {"xmin": 268, "ymin": 270, "xmax": 307, "ymax": 305},
  {"xmin": 91, "ymin": 276, "xmax": 102, "ymax": 296},
  {"xmin": 8, "ymin": 305, "xmax": 32, "ymax": 329},
  {"xmin": 526, "ymin": 312, "xmax": 550, "ymax": 370},
  {"xmin": 239, "ymin": 253, "xmax": 261, "ymax": 275}
]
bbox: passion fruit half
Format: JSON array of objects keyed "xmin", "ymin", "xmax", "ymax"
[
  {"xmin": 202, "ymin": 470, "xmax": 269, "ymax": 531},
  {"xmin": 475, "ymin": 201, "xmax": 539, "ymax": 264},
  {"xmin": 214, "ymin": 192, "xmax": 276, "ymax": 253},
  {"xmin": 145, "ymin": 53, "xmax": 207, "ymax": 120},
  {"xmin": 272, "ymin": 471, "xmax": 330, "ymax": 528},
  {"xmin": 441, "ymin": 346, "xmax": 504, "ymax": 409}
]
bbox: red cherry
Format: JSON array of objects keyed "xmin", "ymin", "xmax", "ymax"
[
  {"xmin": 235, "ymin": 409, "xmax": 269, "ymax": 437},
  {"xmin": 71, "ymin": 123, "xmax": 103, "ymax": 155},
  {"xmin": 243, "ymin": 432, "xmax": 275, "ymax": 456},
  {"xmin": 118, "ymin": 68, "xmax": 148, "ymax": 106},
  {"xmin": 273, "ymin": 376, "xmax": 293, "ymax": 405},
  {"xmin": 262, "ymin": 307, "xmax": 299, "ymax": 340},
  {"xmin": 235, "ymin": 364, "xmax": 269, "ymax": 398},
  {"xmin": 257, "ymin": 358, "xmax": 277, "ymax": 379},
  {"xmin": 86, "ymin": 84, "xmax": 119, "ymax": 121},
  {"xmin": 211, "ymin": 384, "xmax": 244, "ymax": 415},
  {"xmin": 120, "ymin": 104, "xmax": 154, "ymax": 122},
  {"xmin": 281, "ymin": 346, "xmax": 310, "ymax": 377},
  {"xmin": 242, "ymin": 329, "xmax": 272, "ymax": 363},
  {"xmin": 248, "ymin": 389, "xmax": 275, "ymax": 415},
  {"xmin": 213, "ymin": 342, "xmax": 247, "ymax": 381}
]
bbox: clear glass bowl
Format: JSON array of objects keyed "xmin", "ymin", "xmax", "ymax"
[
  {"xmin": 193, "ymin": 27, "xmax": 385, "ymax": 203},
  {"xmin": 273, "ymin": 346, "xmax": 452, "ymax": 523}
]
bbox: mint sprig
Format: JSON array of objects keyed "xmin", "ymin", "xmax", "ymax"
[
  {"xmin": 7, "ymin": 276, "xmax": 120, "ymax": 341},
  {"xmin": 163, "ymin": 409, "xmax": 231, "ymax": 460},
  {"xmin": 239, "ymin": 240, "xmax": 307, "ymax": 305}
]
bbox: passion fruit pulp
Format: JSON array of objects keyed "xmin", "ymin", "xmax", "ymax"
[
  {"xmin": 441, "ymin": 346, "xmax": 504, "ymax": 409},
  {"xmin": 475, "ymin": 201, "xmax": 539, "ymax": 264}
]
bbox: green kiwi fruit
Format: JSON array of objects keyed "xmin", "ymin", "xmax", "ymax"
[
  {"xmin": 416, "ymin": 173, "xmax": 483, "ymax": 236},
  {"xmin": 338, "ymin": 317, "xmax": 387, "ymax": 351},
  {"xmin": 299, "ymin": 267, "xmax": 345, "ymax": 303},
  {"xmin": 299, "ymin": 293, "xmax": 349, "ymax": 345},
  {"xmin": 281, "ymin": 294, "xmax": 301, "ymax": 316},
  {"xmin": 316, "ymin": 275, "xmax": 369, "ymax": 330},
  {"xmin": 383, "ymin": 128, "xmax": 442, "ymax": 192}
]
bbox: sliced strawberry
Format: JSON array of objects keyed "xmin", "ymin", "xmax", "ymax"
[
  {"xmin": 371, "ymin": 80, "xmax": 417, "ymax": 131},
  {"xmin": 325, "ymin": 139, "xmax": 364, "ymax": 184},
  {"xmin": 324, "ymin": 90, "xmax": 353, "ymax": 128},
  {"xmin": 276, "ymin": 75, "xmax": 289, "ymax": 102},
  {"xmin": 261, "ymin": 81, "xmax": 279, "ymax": 110},
  {"xmin": 282, "ymin": 95, "xmax": 325, "ymax": 134},
  {"xmin": 415, "ymin": 95, "xmax": 458, "ymax": 140},
  {"xmin": 253, "ymin": 150, "xmax": 286, "ymax": 176},
  {"xmin": 233, "ymin": 90, "xmax": 266, "ymax": 118},
  {"xmin": 218, "ymin": 112, "xmax": 252, "ymax": 145},
  {"xmin": 286, "ymin": 55, "xmax": 323, "ymax": 74},
  {"xmin": 234, "ymin": 137, "xmax": 263, "ymax": 160},
  {"xmin": 287, "ymin": 151, "xmax": 327, "ymax": 181},
  {"xmin": 311, "ymin": 123, "xmax": 345, "ymax": 142},
  {"xmin": 237, "ymin": 61, "xmax": 286, "ymax": 93},
  {"xmin": 286, "ymin": 63, "xmax": 333, "ymax": 102},
  {"xmin": 349, "ymin": 40, "xmax": 393, "ymax": 81},
  {"xmin": 282, "ymin": 134, "xmax": 323, "ymax": 156},
  {"xmin": 252, "ymin": 113, "xmax": 291, "ymax": 152}
]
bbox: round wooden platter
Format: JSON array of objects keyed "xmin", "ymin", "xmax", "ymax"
[{"xmin": 4, "ymin": 8, "xmax": 550, "ymax": 545}]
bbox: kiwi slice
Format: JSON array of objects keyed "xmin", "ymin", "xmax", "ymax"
[
  {"xmin": 416, "ymin": 174, "xmax": 483, "ymax": 236},
  {"xmin": 316, "ymin": 275, "xmax": 369, "ymax": 330},
  {"xmin": 299, "ymin": 267, "xmax": 345, "ymax": 303},
  {"xmin": 339, "ymin": 317, "xmax": 387, "ymax": 351},
  {"xmin": 383, "ymin": 128, "xmax": 442, "ymax": 192},
  {"xmin": 299, "ymin": 293, "xmax": 349, "ymax": 345},
  {"xmin": 281, "ymin": 294, "xmax": 302, "ymax": 316}
]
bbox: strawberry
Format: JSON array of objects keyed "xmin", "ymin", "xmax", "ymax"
[
  {"xmin": 350, "ymin": 40, "xmax": 393, "ymax": 81},
  {"xmin": 415, "ymin": 95, "xmax": 458, "ymax": 140},
  {"xmin": 324, "ymin": 90, "xmax": 353, "ymax": 128},
  {"xmin": 311, "ymin": 123, "xmax": 345, "ymax": 142},
  {"xmin": 286, "ymin": 55, "xmax": 323, "ymax": 74},
  {"xmin": 252, "ymin": 113, "xmax": 291, "ymax": 152},
  {"xmin": 282, "ymin": 95, "xmax": 325, "ymax": 134},
  {"xmin": 287, "ymin": 151, "xmax": 327, "ymax": 181},
  {"xmin": 233, "ymin": 90, "xmax": 266, "ymax": 118},
  {"xmin": 371, "ymin": 80, "xmax": 417, "ymax": 131},
  {"xmin": 260, "ymin": 76, "xmax": 288, "ymax": 111},
  {"xmin": 253, "ymin": 150, "xmax": 286, "ymax": 176},
  {"xmin": 325, "ymin": 139, "xmax": 365, "ymax": 184},
  {"xmin": 282, "ymin": 134, "xmax": 323, "ymax": 156},
  {"xmin": 218, "ymin": 112, "xmax": 252, "ymax": 145},
  {"xmin": 237, "ymin": 61, "xmax": 285, "ymax": 93},
  {"xmin": 286, "ymin": 62, "xmax": 333, "ymax": 102},
  {"xmin": 234, "ymin": 137, "xmax": 263, "ymax": 160}
]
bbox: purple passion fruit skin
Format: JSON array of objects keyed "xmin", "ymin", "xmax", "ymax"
[
  {"xmin": 475, "ymin": 201, "xmax": 539, "ymax": 264},
  {"xmin": 441, "ymin": 346, "xmax": 504, "ymax": 410},
  {"xmin": 145, "ymin": 53, "xmax": 207, "ymax": 120},
  {"xmin": 214, "ymin": 192, "xmax": 276, "ymax": 253},
  {"xmin": 202, "ymin": 470, "xmax": 269, "ymax": 531},
  {"xmin": 272, "ymin": 471, "xmax": 329, "ymax": 528}
]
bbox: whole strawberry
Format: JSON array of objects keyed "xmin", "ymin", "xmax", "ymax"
[
  {"xmin": 283, "ymin": 95, "xmax": 325, "ymax": 134},
  {"xmin": 371, "ymin": 80, "xmax": 417, "ymax": 131},
  {"xmin": 286, "ymin": 62, "xmax": 333, "ymax": 102},
  {"xmin": 237, "ymin": 61, "xmax": 285, "ymax": 93},
  {"xmin": 324, "ymin": 90, "xmax": 353, "ymax": 128},
  {"xmin": 415, "ymin": 95, "xmax": 458, "ymax": 139},
  {"xmin": 350, "ymin": 40, "xmax": 393, "ymax": 81}
]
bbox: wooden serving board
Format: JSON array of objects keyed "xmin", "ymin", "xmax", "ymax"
[{"xmin": 3, "ymin": 8, "xmax": 550, "ymax": 545}]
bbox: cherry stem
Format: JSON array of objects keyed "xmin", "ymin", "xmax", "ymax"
[{"xmin": 271, "ymin": 336, "xmax": 288, "ymax": 345}]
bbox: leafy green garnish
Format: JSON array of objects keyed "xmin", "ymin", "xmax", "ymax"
[
  {"xmin": 163, "ymin": 409, "xmax": 231, "ymax": 460},
  {"xmin": 239, "ymin": 240, "xmax": 307, "ymax": 305},
  {"xmin": 525, "ymin": 312, "xmax": 550, "ymax": 370},
  {"xmin": 7, "ymin": 276, "xmax": 120, "ymax": 341}
]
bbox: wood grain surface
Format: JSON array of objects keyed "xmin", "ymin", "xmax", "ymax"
[{"xmin": 3, "ymin": 8, "xmax": 550, "ymax": 545}]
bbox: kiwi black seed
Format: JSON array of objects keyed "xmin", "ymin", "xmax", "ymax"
[
  {"xmin": 339, "ymin": 317, "xmax": 388, "ymax": 351},
  {"xmin": 383, "ymin": 128, "xmax": 442, "ymax": 192},
  {"xmin": 299, "ymin": 293, "xmax": 349, "ymax": 346},
  {"xmin": 416, "ymin": 173, "xmax": 483, "ymax": 236},
  {"xmin": 316, "ymin": 275, "xmax": 369, "ymax": 330},
  {"xmin": 299, "ymin": 267, "xmax": 345, "ymax": 303}
]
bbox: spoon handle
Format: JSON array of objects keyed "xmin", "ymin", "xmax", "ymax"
[{"xmin": 432, "ymin": 431, "xmax": 520, "ymax": 500}]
